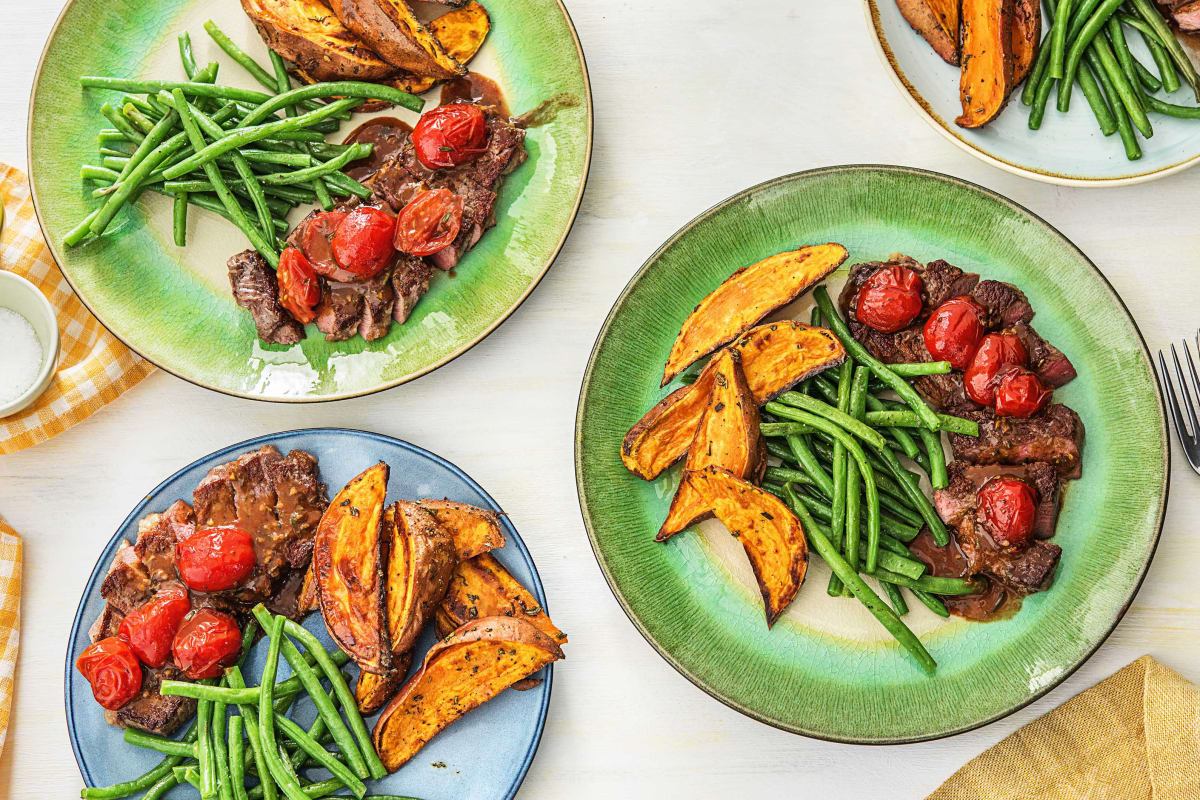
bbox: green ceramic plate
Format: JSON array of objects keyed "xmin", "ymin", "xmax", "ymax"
[
  {"xmin": 575, "ymin": 166, "xmax": 1169, "ymax": 743},
  {"xmin": 28, "ymin": 0, "xmax": 591, "ymax": 401}
]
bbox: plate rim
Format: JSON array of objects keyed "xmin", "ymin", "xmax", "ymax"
[
  {"xmin": 573, "ymin": 163, "xmax": 1171, "ymax": 743},
  {"xmin": 862, "ymin": 0, "xmax": 1200, "ymax": 188},
  {"xmin": 64, "ymin": 427, "xmax": 554, "ymax": 798},
  {"xmin": 26, "ymin": 0, "xmax": 594, "ymax": 404}
]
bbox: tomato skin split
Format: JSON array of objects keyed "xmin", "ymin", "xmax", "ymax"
[{"xmin": 394, "ymin": 189, "xmax": 465, "ymax": 257}]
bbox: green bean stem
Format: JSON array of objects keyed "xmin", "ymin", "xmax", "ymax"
[
  {"xmin": 911, "ymin": 588, "xmax": 951, "ymax": 617},
  {"xmin": 861, "ymin": 410, "xmax": 979, "ymax": 437}
]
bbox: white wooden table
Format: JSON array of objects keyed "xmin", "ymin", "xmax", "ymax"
[{"xmin": 1, "ymin": 2, "xmax": 1198, "ymax": 797}]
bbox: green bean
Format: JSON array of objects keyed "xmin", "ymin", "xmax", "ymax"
[
  {"xmin": 162, "ymin": 97, "xmax": 360, "ymax": 180},
  {"xmin": 1048, "ymin": 0, "xmax": 1074, "ymax": 78},
  {"xmin": 100, "ymin": 102, "xmax": 144, "ymax": 142},
  {"xmin": 172, "ymin": 192, "xmax": 188, "ymax": 246},
  {"xmin": 321, "ymin": 169, "xmax": 374, "ymax": 200},
  {"xmin": 1023, "ymin": 32, "xmax": 1055, "ymax": 106},
  {"xmin": 230, "ymin": 717, "xmax": 248, "ymax": 800},
  {"xmin": 863, "ymin": 393, "xmax": 921, "ymax": 460},
  {"xmin": 876, "ymin": 445, "xmax": 948, "ymax": 546},
  {"xmin": 238, "ymin": 81, "xmax": 422, "ymax": 129},
  {"xmin": 805, "ymin": 431, "xmax": 920, "ymax": 516},
  {"xmin": 886, "ymin": 361, "xmax": 952, "ymax": 377},
  {"xmin": 274, "ymin": 714, "xmax": 366, "ymax": 797},
  {"xmin": 82, "ymin": 75, "xmax": 275, "ymax": 103},
  {"xmin": 274, "ymin": 614, "xmax": 387, "ymax": 780},
  {"xmin": 142, "ymin": 773, "xmax": 181, "ymax": 800},
  {"xmin": 174, "ymin": 767, "xmax": 203, "ymax": 790},
  {"xmin": 226, "ymin": 667, "xmax": 276, "ymax": 800},
  {"xmin": 250, "ymin": 606, "xmax": 369, "ymax": 781},
  {"xmin": 1119, "ymin": 13, "xmax": 1180, "ymax": 93},
  {"xmin": 1092, "ymin": 35, "xmax": 1152, "ymax": 139},
  {"xmin": 861, "ymin": 410, "xmax": 978, "ymax": 436},
  {"xmin": 123, "ymin": 104, "xmax": 158, "ymax": 135},
  {"xmin": 774, "ymin": 391, "xmax": 887, "ymax": 450},
  {"xmin": 80, "ymin": 133, "xmax": 188, "ymax": 239},
  {"xmin": 814, "ymin": 287, "xmax": 942, "ymax": 431},
  {"xmin": 154, "ymin": 190, "xmax": 288, "ymax": 234},
  {"xmin": 1129, "ymin": 0, "xmax": 1200, "ymax": 101},
  {"xmin": 911, "ymin": 588, "xmax": 951, "ymax": 617},
  {"xmin": 782, "ymin": 485, "xmax": 936, "ymax": 675},
  {"xmin": 1028, "ymin": 71, "xmax": 1058, "ymax": 129},
  {"xmin": 197, "ymin": 686, "xmax": 215, "ymax": 799},
  {"xmin": 827, "ymin": 362, "xmax": 852, "ymax": 594},
  {"xmin": 179, "ymin": 32, "xmax": 198, "ymax": 78},
  {"xmin": 203, "ymin": 19, "xmax": 281, "ymax": 90},
  {"xmin": 173, "ymin": 90, "xmax": 278, "ymax": 264},
  {"xmin": 269, "ymin": 49, "xmax": 335, "ymax": 211},
  {"xmin": 858, "ymin": 543, "xmax": 925, "ymax": 581},
  {"xmin": 785, "ymin": 433, "xmax": 833, "ymax": 497},
  {"xmin": 881, "ymin": 581, "xmax": 909, "ymax": 616},
  {"xmin": 772, "ymin": 480, "xmax": 920, "ymax": 543},
  {"xmin": 918, "ymin": 427, "xmax": 948, "ymax": 491},
  {"xmin": 253, "ymin": 145, "xmax": 369, "ymax": 187},
  {"xmin": 760, "ymin": 422, "xmax": 816, "ymax": 438},
  {"xmin": 123, "ymin": 727, "xmax": 195, "ymax": 758},
  {"xmin": 259, "ymin": 616, "xmax": 309, "ymax": 800},
  {"xmin": 111, "ymin": 104, "xmax": 179, "ymax": 191},
  {"xmin": 213, "ymin": 697, "xmax": 234, "ymax": 800},
  {"xmin": 1141, "ymin": 92, "xmax": 1200, "ymax": 118},
  {"xmin": 847, "ymin": 367, "xmax": 871, "ymax": 577},
  {"xmin": 874, "ymin": 570, "xmax": 982, "ymax": 596},
  {"xmin": 1132, "ymin": 54, "xmax": 1163, "ymax": 93},
  {"xmin": 122, "ymin": 94, "xmax": 157, "ymax": 116},
  {"xmin": 1079, "ymin": 59, "xmax": 1118, "ymax": 136},
  {"xmin": 1087, "ymin": 47, "xmax": 1142, "ymax": 159},
  {"xmin": 763, "ymin": 466, "xmax": 818, "ymax": 488},
  {"xmin": 97, "ymin": 144, "xmax": 132, "ymax": 158},
  {"xmin": 82, "ymin": 165, "xmax": 120, "ymax": 183},
  {"xmin": 249, "ymin": 779, "xmax": 349, "ymax": 800},
  {"xmin": 1106, "ymin": 19, "xmax": 1150, "ymax": 96}
]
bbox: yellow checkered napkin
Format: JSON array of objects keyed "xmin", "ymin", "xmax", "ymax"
[
  {"xmin": 0, "ymin": 163, "xmax": 154, "ymax": 454},
  {"xmin": 928, "ymin": 655, "xmax": 1200, "ymax": 800},
  {"xmin": 0, "ymin": 516, "xmax": 20, "ymax": 758}
]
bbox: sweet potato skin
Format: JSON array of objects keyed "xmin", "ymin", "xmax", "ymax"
[
  {"xmin": 1010, "ymin": 0, "xmax": 1041, "ymax": 85},
  {"xmin": 372, "ymin": 616, "xmax": 564, "ymax": 772},
  {"xmin": 385, "ymin": 501, "xmax": 457, "ymax": 657},
  {"xmin": 896, "ymin": 0, "xmax": 961, "ymax": 65},
  {"xmin": 355, "ymin": 651, "xmax": 412, "ymax": 714},
  {"xmin": 658, "ymin": 350, "xmax": 762, "ymax": 540},
  {"xmin": 330, "ymin": 0, "xmax": 464, "ymax": 79},
  {"xmin": 660, "ymin": 243, "xmax": 847, "ymax": 386},
  {"xmin": 622, "ymin": 322, "xmax": 846, "ymax": 481},
  {"xmin": 436, "ymin": 553, "xmax": 567, "ymax": 644},
  {"xmin": 683, "ymin": 466, "xmax": 809, "ymax": 626},
  {"xmin": 414, "ymin": 499, "xmax": 505, "ymax": 560},
  {"xmin": 313, "ymin": 462, "xmax": 392, "ymax": 674},
  {"xmin": 241, "ymin": 0, "xmax": 396, "ymax": 82},
  {"xmin": 957, "ymin": 0, "xmax": 1017, "ymax": 128}
]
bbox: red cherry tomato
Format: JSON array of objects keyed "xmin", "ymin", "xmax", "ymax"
[
  {"xmin": 277, "ymin": 247, "xmax": 321, "ymax": 325},
  {"xmin": 176, "ymin": 526, "xmax": 256, "ymax": 593},
  {"xmin": 964, "ymin": 333, "xmax": 1029, "ymax": 406},
  {"xmin": 76, "ymin": 637, "xmax": 142, "ymax": 710},
  {"xmin": 393, "ymin": 189, "xmax": 464, "ymax": 257},
  {"xmin": 412, "ymin": 103, "xmax": 488, "ymax": 169},
  {"xmin": 923, "ymin": 296, "xmax": 985, "ymax": 370},
  {"xmin": 977, "ymin": 477, "xmax": 1038, "ymax": 548},
  {"xmin": 117, "ymin": 585, "xmax": 192, "ymax": 668},
  {"xmin": 331, "ymin": 207, "xmax": 395, "ymax": 278},
  {"xmin": 855, "ymin": 265, "xmax": 925, "ymax": 333},
  {"xmin": 172, "ymin": 609, "xmax": 242, "ymax": 680},
  {"xmin": 993, "ymin": 366, "xmax": 1051, "ymax": 418},
  {"xmin": 301, "ymin": 210, "xmax": 348, "ymax": 278}
]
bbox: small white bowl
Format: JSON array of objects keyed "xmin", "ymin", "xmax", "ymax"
[{"xmin": 0, "ymin": 271, "xmax": 60, "ymax": 418}]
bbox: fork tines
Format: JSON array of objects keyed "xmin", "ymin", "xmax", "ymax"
[{"xmin": 1157, "ymin": 331, "xmax": 1200, "ymax": 474}]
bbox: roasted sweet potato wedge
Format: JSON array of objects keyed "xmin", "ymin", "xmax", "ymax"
[
  {"xmin": 241, "ymin": 0, "xmax": 396, "ymax": 82},
  {"xmin": 436, "ymin": 553, "xmax": 567, "ymax": 645},
  {"xmin": 681, "ymin": 466, "xmax": 809, "ymax": 626},
  {"xmin": 384, "ymin": 501, "xmax": 457, "ymax": 657},
  {"xmin": 658, "ymin": 350, "xmax": 763, "ymax": 540},
  {"xmin": 623, "ymin": 322, "xmax": 846, "ymax": 480},
  {"xmin": 355, "ymin": 651, "xmax": 412, "ymax": 714},
  {"xmin": 957, "ymin": 0, "xmax": 1016, "ymax": 128},
  {"xmin": 414, "ymin": 499, "xmax": 505, "ymax": 560},
  {"xmin": 660, "ymin": 243, "xmax": 847, "ymax": 386},
  {"xmin": 296, "ymin": 564, "xmax": 319, "ymax": 615},
  {"xmin": 373, "ymin": 616, "xmax": 564, "ymax": 771},
  {"xmin": 1010, "ymin": 0, "xmax": 1041, "ymax": 84},
  {"xmin": 329, "ymin": 0, "xmax": 464, "ymax": 79},
  {"xmin": 313, "ymin": 462, "xmax": 392, "ymax": 674},
  {"xmin": 896, "ymin": 0, "xmax": 961, "ymax": 65}
]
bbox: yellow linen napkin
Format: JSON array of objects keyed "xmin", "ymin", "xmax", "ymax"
[
  {"xmin": 0, "ymin": 163, "xmax": 154, "ymax": 454},
  {"xmin": 0, "ymin": 516, "xmax": 20, "ymax": 759},
  {"xmin": 928, "ymin": 655, "xmax": 1200, "ymax": 800}
]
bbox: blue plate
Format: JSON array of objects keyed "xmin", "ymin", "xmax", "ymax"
[{"xmin": 65, "ymin": 429, "xmax": 553, "ymax": 800}]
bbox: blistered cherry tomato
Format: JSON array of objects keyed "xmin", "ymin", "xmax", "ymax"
[
  {"xmin": 964, "ymin": 333, "xmax": 1028, "ymax": 406},
  {"xmin": 855, "ymin": 265, "xmax": 924, "ymax": 333},
  {"xmin": 76, "ymin": 637, "xmax": 142, "ymax": 710},
  {"xmin": 393, "ymin": 189, "xmax": 464, "ymax": 257},
  {"xmin": 278, "ymin": 247, "xmax": 321, "ymax": 325},
  {"xmin": 977, "ymin": 477, "xmax": 1038, "ymax": 548},
  {"xmin": 176, "ymin": 526, "xmax": 256, "ymax": 593},
  {"xmin": 117, "ymin": 585, "xmax": 192, "ymax": 668},
  {"xmin": 993, "ymin": 366, "xmax": 1051, "ymax": 418},
  {"xmin": 412, "ymin": 103, "xmax": 488, "ymax": 169},
  {"xmin": 331, "ymin": 207, "xmax": 395, "ymax": 278},
  {"xmin": 172, "ymin": 609, "xmax": 242, "ymax": 680},
  {"xmin": 923, "ymin": 296, "xmax": 984, "ymax": 370},
  {"xmin": 300, "ymin": 210, "xmax": 347, "ymax": 278}
]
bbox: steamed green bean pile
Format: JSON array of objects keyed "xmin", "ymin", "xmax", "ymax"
[
  {"xmin": 1024, "ymin": 0, "xmax": 1200, "ymax": 161},
  {"xmin": 69, "ymin": 22, "xmax": 424, "ymax": 266},
  {"xmin": 83, "ymin": 606, "xmax": 417, "ymax": 800},
  {"xmin": 755, "ymin": 287, "xmax": 982, "ymax": 673}
]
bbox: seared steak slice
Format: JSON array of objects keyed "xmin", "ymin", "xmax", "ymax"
[
  {"xmin": 359, "ymin": 267, "xmax": 396, "ymax": 341},
  {"xmin": 267, "ymin": 449, "xmax": 327, "ymax": 569},
  {"xmin": 1165, "ymin": 0, "xmax": 1200, "ymax": 30},
  {"xmin": 950, "ymin": 404, "xmax": 1085, "ymax": 479},
  {"xmin": 99, "ymin": 541, "xmax": 152, "ymax": 615},
  {"xmin": 933, "ymin": 461, "xmax": 1063, "ymax": 592},
  {"xmin": 228, "ymin": 250, "xmax": 304, "ymax": 345},
  {"xmin": 194, "ymin": 464, "xmax": 237, "ymax": 527},
  {"xmin": 838, "ymin": 256, "xmax": 979, "ymax": 325},
  {"xmin": 132, "ymin": 501, "xmax": 194, "ymax": 583},
  {"xmin": 1006, "ymin": 321, "xmax": 1077, "ymax": 388},
  {"xmin": 970, "ymin": 279, "xmax": 1034, "ymax": 328},
  {"xmin": 315, "ymin": 283, "xmax": 364, "ymax": 341},
  {"xmin": 392, "ymin": 255, "xmax": 432, "ymax": 324}
]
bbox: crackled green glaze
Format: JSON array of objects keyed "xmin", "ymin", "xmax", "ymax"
[{"xmin": 575, "ymin": 166, "xmax": 1168, "ymax": 742}]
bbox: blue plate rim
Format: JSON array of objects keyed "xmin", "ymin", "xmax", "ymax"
[{"xmin": 64, "ymin": 427, "xmax": 553, "ymax": 799}]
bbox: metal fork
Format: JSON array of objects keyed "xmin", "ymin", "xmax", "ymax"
[{"xmin": 1157, "ymin": 333, "xmax": 1200, "ymax": 474}]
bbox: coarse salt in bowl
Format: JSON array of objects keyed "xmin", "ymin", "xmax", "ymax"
[{"xmin": 0, "ymin": 271, "xmax": 60, "ymax": 418}]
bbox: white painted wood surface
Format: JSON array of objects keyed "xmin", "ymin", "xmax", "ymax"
[{"xmin": 1, "ymin": 1, "xmax": 1198, "ymax": 797}]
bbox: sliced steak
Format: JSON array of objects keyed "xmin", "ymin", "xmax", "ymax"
[
  {"xmin": 315, "ymin": 282, "xmax": 365, "ymax": 341},
  {"xmin": 950, "ymin": 404, "xmax": 1085, "ymax": 479},
  {"xmin": 970, "ymin": 279, "xmax": 1034, "ymax": 328},
  {"xmin": 228, "ymin": 250, "xmax": 304, "ymax": 345},
  {"xmin": 266, "ymin": 449, "xmax": 327, "ymax": 569},
  {"xmin": 392, "ymin": 254, "xmax": 432, "ymax": 324},
  {"xmin": 933, "ymin": 461, "xmax": 1063, "ymax": 592},
  {"xmin": 838, "ymin": 256, "xmax": 979, "ymax": 325},
  {"xmin": 359, "ymin": 267, "xmax": 396, "ymax": 341},
  {"xmin": 1166, "ymin": 0, "xmax": 1200, "ymax": 30},
  {"xmin": 1006, "ymin": 321, "xmax": 1077, "ymax": 388}
]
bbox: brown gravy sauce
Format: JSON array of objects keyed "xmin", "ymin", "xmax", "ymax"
[
  {"xmin": 440, "ymin": 72, "xmax": 510, "ymax": 117},
  {"xmin": 908, "ymin": 529, "xmax": 1021, "ymax": 621},
  {"xmin": 513, "ymin": 92, "xmax": 581, "ymax": 128},
  {"xmin": 341, "ymin": 116, "xmax": 414, "ymax": 182}
]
